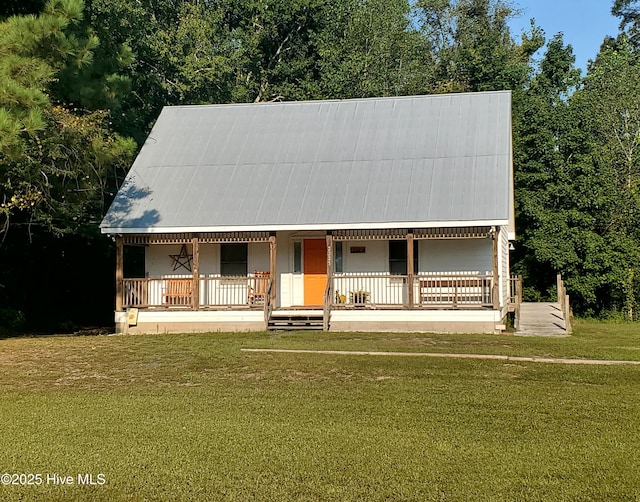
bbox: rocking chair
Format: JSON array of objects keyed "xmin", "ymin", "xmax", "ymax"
[{"xmin": 248, "ymin": 271, "xmax": 270, "ymax": 305}]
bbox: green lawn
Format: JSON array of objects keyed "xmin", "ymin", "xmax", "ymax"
[{"xmin": 1, "ymin": 321, "xmax": 639, "ymax": 501}]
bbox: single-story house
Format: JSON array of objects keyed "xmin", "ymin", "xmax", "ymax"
[{"xmin": 100, "ymin": 90, "xmax": 516, "ymax": 334}]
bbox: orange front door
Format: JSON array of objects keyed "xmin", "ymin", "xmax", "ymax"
[{"xmin": 303, "ymin": 239, "xmax": 327, "ymax": 306}]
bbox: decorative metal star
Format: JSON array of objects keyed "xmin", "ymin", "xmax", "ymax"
[{"xmin": 169, "ymin": 244, "xmax": 193, "ymax": 272}]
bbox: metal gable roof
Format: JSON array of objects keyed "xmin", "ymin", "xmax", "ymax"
[{"xmin": 100, "ymin": 91, "xmax": 513, "ymax": 233}]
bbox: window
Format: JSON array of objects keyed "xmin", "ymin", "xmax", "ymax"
[
  {"xmin": 220, "ymin": 243, "xmax": 248, "ymax": 276},
  {"xmin": 293, "ymin": 241, "xmax": 302, "ymax": 273},
  {"xmin": 388, "ymin": 240, "xmax": 418, "ymax": 275},
  {"xmin": 335, "ymin": 242, "xmax": 343, "ymax": 273}
]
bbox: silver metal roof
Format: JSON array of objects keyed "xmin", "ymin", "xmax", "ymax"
[{"xmin": 101, "ymin": 91, "xmax": 514, "ymax": 233}]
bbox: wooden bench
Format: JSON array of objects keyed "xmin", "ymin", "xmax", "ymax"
[
  {"xmin": 419, "ymin": 278, "xmax": 489, "ymax": 306},
  {"xmin": 163, "ymin": 279, "xmax": 192, "ymax": 306}
]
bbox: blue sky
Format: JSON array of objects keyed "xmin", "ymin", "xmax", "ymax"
[{"xmin": 508, "ymin": 0, "xmax": 621, "ymax": 74}]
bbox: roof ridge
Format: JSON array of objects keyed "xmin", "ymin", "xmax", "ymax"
[{"xmin": 161, "ymin": 90, "xmax": 512, "ymax": 110}]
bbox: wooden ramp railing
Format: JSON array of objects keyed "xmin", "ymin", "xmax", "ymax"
[
  {"xmin": 557, "ymin": 274, "xmax": 572, "ymax": 334},
  {"xmin": 264, "ymin": 278, "xmax": 273, "ymax": 329},
  {"xmin": 509, "ymin": 275, "xmax": 523, "ymax": 330}
]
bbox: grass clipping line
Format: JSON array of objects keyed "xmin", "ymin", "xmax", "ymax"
[{"xmin": 241, "ymin": 348, "xmax": 640, "ymax": 365}]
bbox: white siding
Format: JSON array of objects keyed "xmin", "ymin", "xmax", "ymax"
[
  {"xmin": 147, "ymin": 244, "xmax": 192, "ymax": 278},
  {"xmin": 419, "ymin": 239, "xmax": 492, "ymax": 274},
  {"xmin": 342, "ymin": 240, "xmax": 388, "ymax": 273},
  {"xmin": 142, "ymin": 234, "xmax": 501, "ymax": 308},
  {"xmin": 338, "ymin": 240, "xmax": 400, "ymax": 304},
  {"xmin": 145, "ymin": 242, "xmax": 270, "ymax": 306},
  {"xmin": 249, "ymin": 242, "xmax": 270, "ymax": 274},
  {"xmin": 334, "ymin": 238, "xmax": 492, "ymax": 306},
  {"xmin": 277, "ymin": 231, "xmax": 295, "ymax": 307},
  {"xmin": 146, "ymin": 242, "xmax": 269, "ymax": 277}
]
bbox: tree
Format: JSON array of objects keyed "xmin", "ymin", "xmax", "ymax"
[
  {"xmin": 511, "ymin": 34, "xmax": 581, "ymax": 300},
  {"xmin": 567, "ymin": 35, "xmax": 640, "ymax": 317},
  {"xmin": 84, "ymin": 0, "xmax": 441, "ymax": 142},
  {"xmin": 415, "ymin": 0, "xmax": 543, "ymax": 93},
  {"xmin": 514, "ymin": 29, "xmax": 640, "ymax": 318},
  {"xmin": 316, "ymin": 0, "xmax": 433, "ymax": 99},
  {"xmin": 0, "ymin": 0, "xmax": 135, "ymax": 237},
  {"xmin": 0, "ymin": 0, "xmax": 47, "ymax": 19},
  {"xmin": 612, "ymin": 0, "xmax": 640, "ymax": 46},
  {"xmin": 0, "ymin": 0, "xmax": 136, "ymax": 332}
]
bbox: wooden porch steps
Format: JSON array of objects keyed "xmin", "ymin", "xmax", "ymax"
[{"xmin": 268, "ymin": 310, "xmax": 324, "ymax": 331}]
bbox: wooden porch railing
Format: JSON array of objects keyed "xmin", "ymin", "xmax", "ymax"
[
  {"xmin": 508, "ymin": 275, "xmax": 523, "ymax": 329},
  {"xmin": 509, "ymin": 275, "xmax": 523, "ymax": 305},
  {"xmin": 122, "ymin": 275, "xmax": 271, "ymax": 309},
  {"xmin": 331, "ymin": 273, "xmax": 493, "ymax": 309},
  {"xmin": 122, "ymin": 278, "xmax": 151, "ymax": 308},
  {"xmin": 417, "ymin": 274, "xmax": 493, "ymax": 307},
  {"xmin": 122, "ymin": 274, "xmax": 496, "ymax": 310}
]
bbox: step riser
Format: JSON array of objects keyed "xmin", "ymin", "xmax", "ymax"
[
  {"xmin": 269, "ymin": 323, "xmax": 324, "ymax": 327},
  {"xmin": 270, "ymin": 318, "xmax": 324, "ymax": 321},
  {"xmin": 268, "ymin": 326, "xmax": 323, "ymax": 331},
  {"xmin": 268, "ymin": 315, "xmax": 325, "ymax": 330}
]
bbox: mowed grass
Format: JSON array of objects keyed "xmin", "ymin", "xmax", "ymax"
[{"xmin": 1, "ymin": 321, "xmax": 639, "ymax": 501}]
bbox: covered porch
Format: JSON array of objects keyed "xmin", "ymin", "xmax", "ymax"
[{"xmin": 114, "ymin": 226, "xmax": 511, "ymax": 333}]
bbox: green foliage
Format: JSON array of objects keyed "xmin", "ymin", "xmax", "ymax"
[
  {"xmin": 512, "ymin": 34, "xmax": 581, "ymax": 300},
  {"xmin": 2, "ymin": 0, "xmax": 640, "ymax": 323},
  {"xmin": 612, "ymin": 0, "xmax": 640, "ymax": 47},
  {"xmin": 0, "ymin": 0, "xmax": 135, "ymax": 238},
  {"xmin": 416, "ymin": 0, "xmax": 544, "ymax": 93},
  {"xmin": 316, "ymin": 0, "xmax": 432, "ymax": 98},
  {"xmin": 567, "ymin": 35, "xmax": 640, "ymax": 317},
  {"xmin": 514, "ymin": 27, "xmax": 640, "ymax": 319}
]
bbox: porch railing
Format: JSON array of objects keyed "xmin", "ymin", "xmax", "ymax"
[
  {"xmin": 123, "ymin": 278, "xmax": 151, "ymax": 308},
  {"xmin": 122, "ymin": 274, "xmax": 495, "ymax": 310},
  {"xmin": 332, "ymin": 273, "xmax": 493, "ymax": 309},
  {"xmin": 122, "ymin": 275, "xmax": 270, "ymax": 309},
  {"xmin": 416, "ymin": 274, "xmax": 492, "ymax": 307}
]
